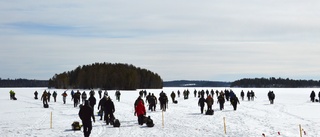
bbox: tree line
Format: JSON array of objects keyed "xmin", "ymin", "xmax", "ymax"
[
  {"xmin": 0, "ymin": 78, "xmax": 48, "ymax": 87},
  {"xmin": 231, "ymin": 77, "xmax": 320, "ymax": 87},
  {"xmin": 48, "ymin": 62, "xmax": 163, "ymax": 90}
]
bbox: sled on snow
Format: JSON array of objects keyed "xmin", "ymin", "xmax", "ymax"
[
  {"xmin": 43, "ymin": 104, "xmax": 49, "ymax": 108},
  {"xmin": 173, "ymin": 100, "xmax": 178, "ymax": 104},
  {"xmin": 143, "ymin": 116, "xmax": 154, "ymax": 127},
  {"xmin": 205, "ymin": 110, "xmax": 214, "ymax": 115},
  {"xmin": 72, "ymin": 121, "xmax": 82, "ymax": 131}
]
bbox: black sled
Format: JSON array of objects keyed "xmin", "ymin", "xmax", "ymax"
[
  {"xmin": 173, "ymin": 100, "xmax": 178, "ymax": 104},
  {"xmin": 143, "ymin": 116, "xmax": 154, "ymax": 127},
  {"xmin": 43, "ymin": 104, "xmax": 49, "ymax": 108},
  {"xmin": 205, "ymin": 110, "xmax": 214, "ymax": 115},
  {"xmin": 113, "ymin": 119, "xmax": 120, "ymax": 127}
]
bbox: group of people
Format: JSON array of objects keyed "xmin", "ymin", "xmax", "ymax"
[
  {"xmin": 240, "ymin": 90, "xmax": 256, "ymax": 101},
  {"xmin": 310, "ymin": 90, "xmax": 320, "ymax": 102},
  {"xmin": 36, "ymin": 90, "xmax": 63, "ymax": 107},
  {"xmin": 197, "ymin": 90, "xmax": 240, "ymax": 113}
]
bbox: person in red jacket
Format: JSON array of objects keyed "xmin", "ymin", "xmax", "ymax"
[{"xmin": 135, "ymin": 100, "xmax": 146, "ymax": 125}]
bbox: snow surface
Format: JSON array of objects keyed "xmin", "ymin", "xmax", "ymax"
[{"xmin": 1, "ymin": 87, "xmax": 320, "ymax": 137}]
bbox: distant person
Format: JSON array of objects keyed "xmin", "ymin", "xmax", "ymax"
[
  {"xmin": 198, "ymin": 95, "xmax": 205, "ymax": 114},
  {"xmin": 240, "ymin": 90, "xmax": 244, "ymax": 101},
  {"xmin": 170, "ymin": 91, "xmax": 176, "ymax": 103},
  {"xmin": 159, "ymin": 92, "xmax": 168, "ymax": 111},
  {"xmin": 230, "ymin": 95, "xmax": 240, "ymax": 111},
  {"xmin": 98, "ymin": 90, "xmax": 102, "ymax": 99},
  {"xmin": 71, "ymin": 90, "xmax": 74, "ymax": 101},
  {"xmin": 206, "ymin": 95, "xmax": 213, "ymax": 111},
  {"xmin": 9, "ymin": 90, "xmax": 16, "ymax": 100},
  {"xmin": 194, "ymin": 90, "xmax": 197, "ymax": 97},
  {"xmin": 104, "ymin": 90, "xmax": 108, "ymax": 96},
  {"xmin": 61, "ymin": 91, "xmax": 68, "ymax": 104},
  {"xmin": 115, "ymin": 90, "xmax": 121, "ymax": 102},
  {"xmin": 211, "ymin": 89, "xmax": 214, "ymax": 98},
  {"xmin": 217, "ymin": 94, "xmax": 225, "ymax": 110},
  {"xmin": 41, "ymin": 90, "xmax": 48, "ymax": 107},
  {"xmin": 250, "ymin": 90, "xmax": 255, "ymax": 101},
  {"xmin": 268, "ymin": 91, "xmax": 275, "ymax": 104},
  {"xmin": 310, "ymin": 91, "xmax": 316, "ymax": 102},
  {"xmin": 78, "ymin": 100, "xmax": 95, "ymax": 137},
  {"xmin": 177, "ymin": 90, "xmax": 180, "ymax": 98},
  {"xmin": 52, "ymin": 91, "xmax": 57, "ymax": 102},
  {"xmin": 215, "ymin": 90, "xmax": 219, "ymax": 97},
  {"xmin": 224, "ymin": 90, "xmax": 230, "ymax": 101},
  {"xmin": 147, "ymin": 93, "xmax": 157, "ymax": 111},
  {"xmin": 34, "ymin": 91, "xmax": 38, "ymax": 100},
  {"xmin": 89, "ymin": 92, "xmax": 96, "ymax": 113},
  {"xmin": 74, "ymin": 90, "xmax": 81, "ymax": 107},
  {"xmin": 47, "ymin": 91, "xmax": 51, "ymax": 102},
  {"xmin": 247, "ymin": 91, "xmax": 251, "ymax": 101},
  {"xmin": 82, "ymin": 91, "xmax": 87, "ymax": 104}
]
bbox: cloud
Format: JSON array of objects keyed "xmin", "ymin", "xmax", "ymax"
[{"xmin": 1, "ymin": 0, "xmax": 320, "ymax": 81}]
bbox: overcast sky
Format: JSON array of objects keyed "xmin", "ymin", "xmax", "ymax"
[{"xmin": 1, "ymin": 0, "xmax": 320, "ymax": 81}]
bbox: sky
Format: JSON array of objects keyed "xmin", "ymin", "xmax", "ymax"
[{"xmin": 1, "ymin": 0, "xmax": 320, "ymax": 82}]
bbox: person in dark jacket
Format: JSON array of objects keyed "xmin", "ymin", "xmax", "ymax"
[
  {"xmin": 103, "ymin": 97, "xmax": 115, "ymax": 125},
  {"xmin": 98, "ymin": 90, "xmax": 102, "ymax": 99},
  {"xmin": 47, "ymin": 91, "xmax": 51, "ymax": 102},
  {"xmin": 34, "ymin": 91, "xmax": 38, "ymax": 100},
  {"xmin": 82, "ymin": 91, "xmax": 87, "ymax": 104},
  {"xmin": 74, "ymin": 90, "xmax": 81, "ymax": 107},
  {"xmin": 135, "ymin": 100, "xmax": 146, "ymax": 125},
  {"xmin": 97, "ymin": 96, "xmax": 107, "ymax": 120},
  {"xmin": 61, "ymin": 91, "xmax": 67, "ymax": 104},
  {"xmin": 240, "ymin": 90, "xmax": 244, "ymax": 101},
  {"xmin": 52, "ymin": 91, "xmax": 57, "ymax": 102},
  {"xmin": 79, "ymin": 100, "xmax": 95, "ymax": 137},
  {"xmin": 230, "ymin": 96, "xmax": 240, "ymax": 111},
  {"xmin": 159, "ymin": 93, "xmax": 168, "ymax": 111},
  {"xmin": 71, "ymin": 90, "xmax": 74, "ymax": 101},
  {"xmin": 170, "ymin": 91, "xmax": 176, "ymax": 103},
  {"xmin": 217, "ymin": 94, "xmax": 225, "ymax": 110},
  {"xmin": 247, "ymin": 91, "xmax": 251, "ymax": 101},
  {"xmin": 206, "ymin": 95, "xmax": 214, "ymax": 111},
  {"xmin": 198, "ymin": 95, "xmax": 206, "ymax": 114},
  {"xmin": 310, "ymin": 91, "xmax": 316, "ymax": 102},
  {"xmin": 88, "ymin": 93, "xmax": 96, "ymax": 113},
  {"xmin": 115, "ymin": 90, "xmax": 121, "ymax": 102},
  {"xmin": 250, "ymin": 90, "xmax": 255, "ymax": 101},
  {"xmin": 268, "ymin": 91, "xmax": 275, "ymax": 104},
  {"xmin": 224, "ymin": 90, "xmax": 230, "ymax": 101},
  {"xmin": 41, "ymin": 90, "xmax": 48, "ymax": 106}
]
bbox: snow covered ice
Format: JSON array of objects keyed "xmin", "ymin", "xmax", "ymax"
[{"xmin": 1, "ymin": 87, "xmax": 320, "ymax": 137}]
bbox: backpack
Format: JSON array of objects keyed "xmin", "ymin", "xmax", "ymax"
[
  {"xmin": 113, "ymin": 119, "xmax": 120, "ymax": 127},
  {"xmin": 72, "ymin": 121, "xmax": 82, "ymax": 130},
  {"xmin": 146, "ymin": 116, "xmax": 154, "ymax": 127}
]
